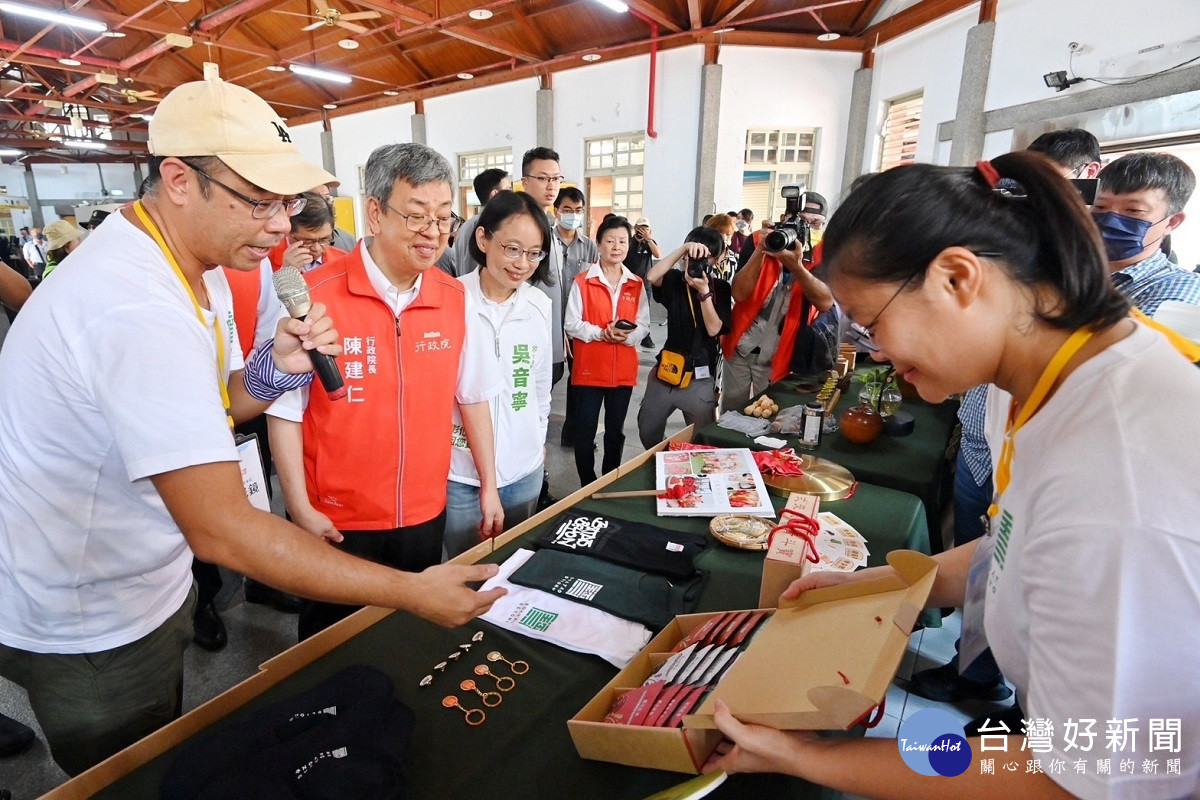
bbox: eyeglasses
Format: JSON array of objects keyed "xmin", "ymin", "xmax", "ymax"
[
  {"xmin": 846, "ymin": 250, "xmax": 1004, "ymax": 352},
  {"xmin": 523, "ymin": 174, "xmax": 564, "ymax": 185},
  {"xmin": 499, "ymin": 243, "xmax": 547, "ymax": 263},
  {"xmin": 293, "ymin": 235, "xmax": 334, "ymax": 248},
  {"xmin": 182, "ymin": 161, "xmax": 305, "ymax": 220},
  {"xmin": 383, "ymin": 202, "xmax": 461, "ymax": 234}
]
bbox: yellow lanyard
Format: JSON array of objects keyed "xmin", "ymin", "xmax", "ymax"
[
  {"xmin": 987, "ymin": 327, "xmax": 1094, "ymax": 518},
  {"xmin": 133, "ymin": 201, "xmax": 234, "ymax": 429}
]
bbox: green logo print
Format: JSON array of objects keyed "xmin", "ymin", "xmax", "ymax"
[{"xmin": 518, "ymin": 607, "xmax": 558, "ymax": 632}]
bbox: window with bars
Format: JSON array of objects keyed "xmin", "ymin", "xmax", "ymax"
[
  {"xmin": 584, "ymin": 133, "xmax": 646, "ymax": 229},
  {"xmin": 877, "ymin": 93, "xmax": 923, "ymax": 172},
  {"xmin": 456, "ymin": 148, "xmax": 513, "ymax": 217},
  {"xmin": 740, "ymin": 128, "xmax": 818, "ymax": 223}
]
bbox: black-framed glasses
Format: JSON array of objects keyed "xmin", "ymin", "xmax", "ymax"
[
  {"xmin": 182, "ymin": 161, "xmax": 305, "ymax": 220},
  {"xmin": 499, "ymin": 243, "xmax": 547, "ymax": 263},
  {"xmin": 383, "ymin": 201, "xmax": 461, "ymax": 234},
  {"xmin": 522, "ymin": 174, "xmax": 564, "ymax": 185},
  {"xmin": 293, "ymin": 235, "xmax": 334, "ymax": 248}
]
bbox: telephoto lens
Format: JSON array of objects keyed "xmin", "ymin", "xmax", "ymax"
[{"xmin": 763, "ymin": 225, "xmax": 798, "ymax": 253}]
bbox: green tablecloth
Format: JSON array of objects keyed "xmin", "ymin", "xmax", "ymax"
[
  {"xmin": 95, "ymin": 462, "xmax": 930, "ymax": 800},
  {"xmin": 696, "ymin": 379, "xmax": 959, "ymax": 550}
]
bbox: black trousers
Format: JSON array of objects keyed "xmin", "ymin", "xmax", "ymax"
[
  {"xmin": 297, "ymin": 510, "xmax": 447, "ymax": 641},
  {"xmin": 572, "ymin": 385, "xmax": 633, "ymax": 486}
]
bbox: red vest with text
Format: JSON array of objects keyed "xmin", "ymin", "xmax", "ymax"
[
  {"xmin": 722, "ymin": 240, "xmax": 823, "ymax": 384},
  {"xmin": 301, "ymin": 244, "xmax": 467, "ymax": 529},
  {"xmin": 570, "ymin": 271, "xmax": 642, "ymax": 388}
]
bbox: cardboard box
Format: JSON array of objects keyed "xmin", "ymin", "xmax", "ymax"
[
  {"xmin": 568, "ymin": 550, "xmax": 937, "ymax": 774},
  {"xmin": 758, "ymin": 493, "xmax": 820, "ymax": 608}
]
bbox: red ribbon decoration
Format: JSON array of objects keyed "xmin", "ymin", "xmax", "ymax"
[
  {"xmin": 976, "ymin": 160, "xmax": 1001, "ymax": 189},
  {"xmin": 768, "ymin": 508, "xmax": 821, "ymax": 563}
]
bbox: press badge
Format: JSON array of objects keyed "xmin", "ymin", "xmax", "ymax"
[
  {"xmin": 958, "ymin": 513, "xmax": 997, "ymax": 673},
  {"xmin": 235, "ymin": 433, "xmax": 271, "ymax": 513},
  {"xmin": 694, "ymin": 365, "xmax": 711, "ymax": 380}
]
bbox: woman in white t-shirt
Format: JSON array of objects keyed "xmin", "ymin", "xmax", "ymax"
[
  {"xmin": 444, "ymin": 190, "xmax": 554, "ymax": 559},
  {"xmin": 704, "ymin": 152, "xmax": 1200, "ymax": 799}
]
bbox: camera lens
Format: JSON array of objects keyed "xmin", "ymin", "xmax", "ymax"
[
  {"xmin": 764, "ymin": 227, "xmax": 797, "ymax": 253},
  {"xmin": 686, "ymin": 259, "xmax": 706, "ymax": 278}
]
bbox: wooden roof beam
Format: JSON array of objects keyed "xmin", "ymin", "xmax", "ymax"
[
  {"xmin": 859, "ymin": 0, "xmax": 978, "ymax": 48},
  {"xmin": 687, "ymin": 0, "xmax": 704, "ymax": 30},
  {"xmin": 624, "ymin": 1, "xmax": 683, "ymax": 33}
]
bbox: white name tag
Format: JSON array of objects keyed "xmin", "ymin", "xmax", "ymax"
[
  {"xmin": 236, "ymin": 434, "xmax": 271, "ymax": 513},
  {"xmin": 694, "ymin": 365, "xmax": 711, "ymax": 380}
]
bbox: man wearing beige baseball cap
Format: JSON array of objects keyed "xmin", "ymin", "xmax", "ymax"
[{"xmin": 0, "ymin": 78, "xmax": 504, "ymax": 776}]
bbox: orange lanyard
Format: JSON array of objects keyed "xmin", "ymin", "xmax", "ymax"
[
  {"xmin": 987, "ymin": 327, "xmax": 1094, "ymax": 518},
  {"xmin": 133, "ymin": 201, "xmax": 234, "ymax": 429}
]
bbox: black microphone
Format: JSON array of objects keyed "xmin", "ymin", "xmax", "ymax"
[{"xmin": 272, "ymin": 266, "xmax": 348, "ymax": 401}]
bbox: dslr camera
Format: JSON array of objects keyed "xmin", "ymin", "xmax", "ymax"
[
  {"xmin": 763, "ymin": 185, "xmax": 811, "ymax": 255},
  {"xmin": 685, "ymin": 256, "xmax": 708, "ymax": 279}
]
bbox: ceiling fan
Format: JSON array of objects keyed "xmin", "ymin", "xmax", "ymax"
[
  {"xmin": 273, "ymin": 1, "xmax": 381, "ymax": 34},
  {"xmin": 118, "ymin": 88, "xmax": 161, "ymax": 104}
]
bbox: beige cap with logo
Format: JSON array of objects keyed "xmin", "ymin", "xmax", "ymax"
[{"xmin": 148, "ymin": 78, "xmax": 338, "ymax": 196}]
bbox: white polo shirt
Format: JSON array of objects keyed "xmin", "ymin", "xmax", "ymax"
[{"xmin": 0, "ymin": 210, "xmax": 243, "ymax": 654}]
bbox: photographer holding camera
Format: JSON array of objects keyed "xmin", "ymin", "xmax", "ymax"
[
  {"xmin": 721, "ymin": 189, "xmax": 834, "ymax": 411},
  {"xmin": 637, "ymin": 226, "xmax": 734, "ymax": 447}
]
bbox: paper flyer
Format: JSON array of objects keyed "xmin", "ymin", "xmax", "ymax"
[{"xmin": 654, "ymin": 448, "xmax": 774, "ymax": 517}]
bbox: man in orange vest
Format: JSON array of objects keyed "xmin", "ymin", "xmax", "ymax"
[
  {"xmin": 268, "ymin": 143, "xmax": 507, "ymax": 640},
  {"xmin": 721, "ymin": 193, "xmax": 834, "ymax": 411}
]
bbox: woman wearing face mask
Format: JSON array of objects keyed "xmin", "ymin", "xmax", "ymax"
[
  {"xmin": 704, "ymin": 214, "xmax": 738, "ymax": 282},
  {"xmin": 702, "ymin": 153, "xmax": 1200, "ymax": 799},
  {"xmin": 637, "ymin": 226, "xmax": 733, "ymax": 448},
  {"xmin": 564, "ymin": 215, "xmax": 649, "ymax": 485},
  {"xmin": 444, "ymin": 191, "xmax": 554, "ymax": 559}
]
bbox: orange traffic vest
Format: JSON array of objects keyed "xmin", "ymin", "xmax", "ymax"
[
  {"xmin": 267, "ymin": 238, "xmax": 347, "ymax": 272},
  {"xmin": 301, "ymin": 245, "xmax": 468, "ymax": 529},
  {"xmin": 570, "ymin": 270, "xmax": 642, "ymax": 388}
]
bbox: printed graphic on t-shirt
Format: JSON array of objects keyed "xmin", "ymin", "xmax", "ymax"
[
  {"xmin": 554, "ymin": 577, "xmax": 603, "ymax": 602},
  {"xmin": 517, "ymin": 606, "xmax": 558, "ymax": 632},
  {"xmin": 547, "ymin": 514, "xmax": 610, "ymax": 551}
]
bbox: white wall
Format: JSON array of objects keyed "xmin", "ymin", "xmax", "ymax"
[
  {"xmin": 554, "ymin": 46, "xmax": 705, "ymax": 251},
  {"xmin": 426, "ymin": 77, "xmax": 538, "ymax": 187},
  {"xmin": 715, "ymin": 46, "xmax": 859, "ymax": 212},
  {"xmin": 863, "ymin": 7, "xmax": 975, "ymax": 171},
  {"xmin": 0, "ymin": 162, "xmax": 139, "ymax": 229},
  {"xmin": 985, "ymin": 0, "xmax": 1200, "ymax": 112}
]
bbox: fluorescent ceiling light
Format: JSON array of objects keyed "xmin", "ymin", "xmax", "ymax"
[
  {"xmin": 62, "ymin": 140, "xmax": 106, "ymax": 149},
  {"xmin": 0, "ymin": 1, "xmax": 107, "ymax": 32},
  {"xmin": 102, "ymin": 30, "xmax": 126, "ymax": 38},
  {"xmin": 383, "ymin": 90, "xmax": 399, "ymax": 96},
  {"xmin": 58, "ymin": 58, "xmax": 82, "ymax": 66},
  {"xmin": 0, "ymin": 148, "xmax": 22, "ymax": 156},
  {"xmin": 266, "ymin": 65, "xmax": 286, "ymax": 72},
  {"xmin": 289, "ymin": 63, "xmax": 352, "ymax": 84},
  {"xmin": 593, "ymin": 0, "xmax": 628, "ymax": 11},
  {"xmin": 468, "ymin": 9, "xmax": 493, "ymax": 20},
  {"xmin": 714, "ymin": 27, "xmax": 734, "ymax": 34}
]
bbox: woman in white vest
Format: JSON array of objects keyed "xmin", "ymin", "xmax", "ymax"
[{"xmin": 444, "ymin": 191, "xmax": 554, "ymax": 559}]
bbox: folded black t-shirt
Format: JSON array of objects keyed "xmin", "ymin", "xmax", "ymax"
[
  {"xmin": 535, "ymin": 510, "xmax": 707, "ymax": 580},
  {"xmin": 509, "ymin": 548, "xmax": 707, "ymax": 630}
]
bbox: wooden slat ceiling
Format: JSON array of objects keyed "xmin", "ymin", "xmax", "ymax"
[{"xmin": 0, "ymin": 0, "xmax": 976, "ymax": 163}]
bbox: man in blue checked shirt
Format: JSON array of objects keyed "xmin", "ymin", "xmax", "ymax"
[{"xmin": 1094, "ymin": 152, "xmax": 1200, "ymax": 316}]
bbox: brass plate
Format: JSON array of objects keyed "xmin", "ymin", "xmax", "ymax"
[{"xmin": 763, "ymin": 455, "xmax": 856, "ymax": 501}]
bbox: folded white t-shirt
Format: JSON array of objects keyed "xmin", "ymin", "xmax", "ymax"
[{"xmin": 481, "ymin": 549, "xmax": 652, "ymax": 668}]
